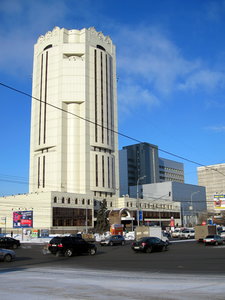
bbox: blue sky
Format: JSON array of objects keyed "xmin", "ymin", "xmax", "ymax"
[{"xmin": 1, "ymin": 0, "xmax": 225, "ymax": 196}]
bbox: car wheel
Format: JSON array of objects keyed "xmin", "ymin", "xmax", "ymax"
[
  {"xmin": 121, "ymin": 241, "xmax": 125, "ymax": 246},
  {"xmin": 12, "ymin": 244, "xmax": 18, "ymax": 249},
  {"xmin": 64, "ymin": 249, "xmax": 73, "ymax": 257},
  {"xmin": 109, "ymin": 241, "xmax": 114, "ymax": 246},
  {"xmin": 146, "ymin": 246, "xmax": 153, "ymax": 253},
  {"xmin": 215, "ymin": 241, "xmax": 218, "ymax": 246},
  {"xmin": 164, "ymin": 245, "xmax": 168, "ymax": 251},
  {"xmin": 4, "ymin": 254, "xmax": 12, "ymax": 262},
  {"xmin": 89, "ymin": 248, "xmax": 96, "ymax": 256}
]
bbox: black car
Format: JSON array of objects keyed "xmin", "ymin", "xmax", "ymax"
[
  {"xmin": 0, "ymin": 237, "xmax": 20, "ymax": 249},
  {"xmin": 100, "ymin": 235, "xmax": 125, "ymax": 246},
  {"xmin": 131, "ymin": 237, "xmax": 168, "ymax": 253},
  {"xmin": 48, "ymin": 236, "xmax": 97, "ymax": 257}
]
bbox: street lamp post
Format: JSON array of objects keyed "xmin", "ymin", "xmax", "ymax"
[
  {"xmin": 137, "ymin": 175, "xmax": 146, "ymax": 226},
  {"xmin": 189, "ymin": 191, "xmax": 200, "ymax": 226}
]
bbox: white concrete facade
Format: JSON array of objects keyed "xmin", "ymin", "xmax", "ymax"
[
  {"xmin": 29, "ymin": 27, "xmax": 119, "ymax": 199},
  {"xmin": 0, "ymin": 192, "xmax": 94, "ymax": 233},
  {"xmin": 198, "ymin": 163, "xmax": 225, "ymax": 212}
]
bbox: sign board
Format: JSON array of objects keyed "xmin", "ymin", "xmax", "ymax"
[
  {"xmin": 13, "ymin": 211, "xmax": 33, "ymax": 228},
  {"xmin": 214, "ymin": 194, "xmax": 225, "ymax": 210},
  {"xmin": 139, "ymin": 211, "xmax": 143, "ymax": 221}
]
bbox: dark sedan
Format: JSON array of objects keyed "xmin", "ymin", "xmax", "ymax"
[
  {"xmin": 131, "ymin": 237, "xmax": 168, "ymax": 253},
  {"xmin": 0, "ymin": 237, "xmax": 20, "ymax": 249}
]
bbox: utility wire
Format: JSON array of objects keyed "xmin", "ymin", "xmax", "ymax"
[{"xmin": 1, "ymin": 81, "xmax": 225, "ymax": 175}]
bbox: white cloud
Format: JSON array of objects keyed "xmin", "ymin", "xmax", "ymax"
[
  {"xmin": 118, "ymin": 79, "xmax": 159, "ymax": 115},
  {"xmin": 205, "ymin": 126, "xmax": 225, "ymax": 132},
  {"xmin": 115, "ymin": 26, "xmax": 199, "ymax": 94},
  {"xmin": 115, "ymin": 25, "xmax": 225, "ymax": 99},
  {"xmin": 178, "ymin": 69, "xmax": 225, "ymax": 91},
  {"xmin": 0, "ymin": 0, "xmax": 69, "ymax": 77}
]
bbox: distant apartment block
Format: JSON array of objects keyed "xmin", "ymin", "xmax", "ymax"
[{"xmin": 198, "ymin": 163, "xmax": 225, "ymax": 212}]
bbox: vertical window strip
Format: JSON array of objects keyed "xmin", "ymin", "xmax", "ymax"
[
  {"xmin": 43, "ymin": 51, "xmax": 48, "ymax": 144},
  {"xmin": 109, "ymin": 57, "xmax": 114, "ymax": 146},
  {"xmin": 106, "ymin": 54, "xmax": 109, "ymax": 145},
  {"xmin": 94, "ymin": 50, "xmax": 98, "ymax": 142},
  {"xmin": 101, "ymin": 52, "xmax": 104, "ymax": 143},
  {"xmin": 102, "ymin": 155, "xmax": 105, "ymax": 187},
  {"xmin": 39, "ymin": 54, "xmax": 43, "ymax": 145},
  {"xmin": 108, "ymin": 156, "xmax": 110, "ymax": 188},
  {"xmin": 95, "ymin": 154, "xmax": 98, "ymax": 187},
  {"xmin": 112, "ymin": 156, "xmax": 115, "ymax": 189},
  {"xmin": 43, "ymin": 155, "xmax": 45, "ymax": 188},
  {"xmin": 38, "ymin": 157, "xmax": 40, "ymax": 188}
]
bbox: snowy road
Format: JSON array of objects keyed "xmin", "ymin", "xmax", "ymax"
[{"xmin": 0, "ymin": 267, "xmax": 225, "ymax": 300}]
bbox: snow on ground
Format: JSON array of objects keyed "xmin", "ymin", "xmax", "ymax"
[{"xmin": 0, "ymin": 267, "xmax": 225, "ymax": 299}]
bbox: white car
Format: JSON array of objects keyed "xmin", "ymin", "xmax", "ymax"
[
  {"xmin": 180, "ymin": 229, "xmax": 195, "ymax": 239},
  {"xmin": 171, "ymin": 229, "xmax": 182, "ymax": 238},
  {"xmin": 219, "ymin": 230, "xmax": 225, "ymax": 240}
]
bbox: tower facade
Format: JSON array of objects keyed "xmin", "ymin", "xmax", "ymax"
[{"xmin": 29, "ymin": 27, "xmax": 119, "ymax": 199}]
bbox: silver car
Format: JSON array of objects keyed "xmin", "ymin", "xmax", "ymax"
[
  {"xmin": 0, "ymin": 248, "xmax": 16, "ymax": 262},
  {"xmin": 100, "ymin": 235, "xmax": 125, "ymax": 246}
]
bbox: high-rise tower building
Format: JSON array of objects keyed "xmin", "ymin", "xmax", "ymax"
[{"xmin": 29, "ymin": 27, "xmax": 119, "ymax": 199}]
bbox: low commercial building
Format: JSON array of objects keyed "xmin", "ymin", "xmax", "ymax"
[
  {"xmin": 0, "ymin": 192, "xmax": 95, "ymax": 235},
  {"xmin": 115, "ymin": 196, "xmax": 181, "ymax": 229},
  {"xmin": 129, "ymin": 182, "xmax": 206, "ymax": 227}
]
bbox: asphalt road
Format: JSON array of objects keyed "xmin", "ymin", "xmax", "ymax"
[{"xmin": 1, "ymin": 240, "xmax": 225, "ymax": 275}]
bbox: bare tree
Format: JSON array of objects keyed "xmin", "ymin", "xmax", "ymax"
[{"xmin": 95, "ymin": 199, "xmax": 109, "ymax": 233}]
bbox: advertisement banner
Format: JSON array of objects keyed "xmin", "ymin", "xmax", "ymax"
[
  {"xmin": 214, "ymin": 194, "xmax": 225, "ymax": 210},
  {"xmin": 13, "ymin": 211, "xmax": 33, "ymax": 228}
]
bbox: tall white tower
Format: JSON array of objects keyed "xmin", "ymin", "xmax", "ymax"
[{"xmin": 29, "ymin": 27, "xmax": 119, "ymax": 199}]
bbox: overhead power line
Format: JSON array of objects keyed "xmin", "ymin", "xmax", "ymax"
[{"xmin": 0, "ymin": 81, "xmax": 224, "ymax": 174}]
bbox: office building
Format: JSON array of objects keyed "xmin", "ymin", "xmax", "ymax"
[
  {"xmin": 119, "ymin": 143, "xmax": 184, "ymax": 197},
  {"xmin": 29, "ymin": 26, "xmax": 119, "ymax": 198},
  {"xmin": 0, "ymin": 27, "xmax": 119, "ymax": 233},
  {"xmin": 198, "ymin": 163, "xmax": 225, "ymax": 212},
  {"xmin": 159, "ymin": 157, "xmax": 184, "ymax": 183}
]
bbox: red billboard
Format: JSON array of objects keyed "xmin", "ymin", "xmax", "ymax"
[{"xmin": 13, "ymin": 211, "xmax": 33, "ymax": 228}]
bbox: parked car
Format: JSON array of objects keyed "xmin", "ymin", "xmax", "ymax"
[
  {"xmin": 0, "ymin": 248, "xmax": 16, "ymax": 262},
  {"xmin": 100, "ymin": 235, "xmax": 125, "ymax": 246},
  {"xmin": 171, "ymin": 229, "xmax": 182, "ymax": 238},
  {"xmin": 0, "ymin": 237, "xmax": 20, "ymax": 249},
  {"xmin": 48, "ymin": 236, "xmax": 97, "ymax": 257},
  {"xmin": 203, "ymin": 235, "xmax": 224, "ymax": 246},
  {"xmin": 180, "ymin": 229, "xmax": 195, "ymax": 239},
  {"xmin": 131, "ymin": 237, "xmax": 168, "ymax": 253},
  {"xmin": 219, "ymin": 230, "xmax": 225, "ymax": 240}
]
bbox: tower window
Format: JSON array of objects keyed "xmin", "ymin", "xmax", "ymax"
[
  {"xmin": 43, "ymin": 44, "xmax": 52, "ymax": 51},
  {"xmin": 97, "ymin": 45, "xmax": 105, "ymax": 51}
]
